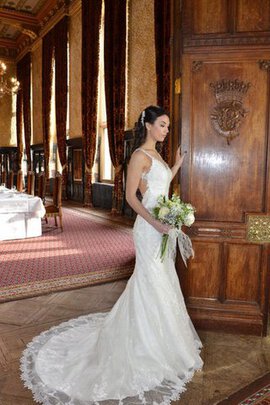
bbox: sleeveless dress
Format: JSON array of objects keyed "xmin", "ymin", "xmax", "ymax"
[{"xmin": 20, "ymin": 148, "xmax": 203, "ymax": 405}]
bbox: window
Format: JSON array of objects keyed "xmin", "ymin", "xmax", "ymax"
[
  {"xmin": 96, "ymin": 0, "xmax": 114, "ymax": 184},
  {"xmin": 49, "ymin": 57, "xmax": 58, "ymax": 178}
]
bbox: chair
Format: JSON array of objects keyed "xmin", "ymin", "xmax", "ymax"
[
  {"xmin": 36, "ymin": 172, "xmax": 46, "ymax": 203},
  {"xmin": 45, "ymin": 174, "xmax": 63, "ymax": 230},
  {"xmin": 7, "ymin": 170, "xmax": 14, "ymax": 189},
  {"xmin": 16, "ymin": 170, "xmax": 24, "ymax": 192},
  {"xmin": 26, "ymin": 171, "xmax": 35, "ymax": 196}
]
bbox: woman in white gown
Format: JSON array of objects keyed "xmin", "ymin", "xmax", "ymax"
[{"xmin": 21, "ymin": 106, "xmax": 203, "ymax": 405}]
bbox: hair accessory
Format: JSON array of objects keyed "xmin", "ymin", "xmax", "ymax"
[{"xmin": 141, "ymin": 110, "xmax": 145, "ymax": 126}]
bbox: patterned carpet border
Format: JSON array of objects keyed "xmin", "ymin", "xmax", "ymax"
[
  {"xmin": 217, "ymin": 373, "xmax": 270, "ymax": 405},
  {"xmin": 0, "ymin": 266, "xmax": 134, "ymax": 302},
  {"xmin": 0, "ymin": 207, "xmax": 135, "ymax": 302}
]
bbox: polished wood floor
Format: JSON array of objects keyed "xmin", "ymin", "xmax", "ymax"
[
  {"xmin": 0, "ymin": 205, "xmax": 269, "ymax": 404},
  {"xmin": 0, "ymin": 279, "xmax": 269, "ymax": 405}
]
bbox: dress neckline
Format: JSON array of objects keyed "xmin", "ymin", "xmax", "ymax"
[{"xmin": 138, "ymin": 148, "xmax": 169, "ymax": 171}]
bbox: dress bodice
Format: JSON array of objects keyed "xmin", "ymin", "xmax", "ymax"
[{"xmin": 136, "ymin": 148, "xmax": 172, "ymax": 211}]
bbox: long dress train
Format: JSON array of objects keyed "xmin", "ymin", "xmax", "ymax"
[{"xmin": 20, "ymin": 148, "xmax": 203, "ymax": 405}]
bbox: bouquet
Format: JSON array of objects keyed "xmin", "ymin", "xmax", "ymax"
[{"xmin": 152, "ymin": 194, "xmax": 195, "ymax": 265}]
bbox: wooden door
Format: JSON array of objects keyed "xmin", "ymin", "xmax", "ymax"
[{"xmin": 178, "ymin": 49, "xmax": 270, "ymax": 336}]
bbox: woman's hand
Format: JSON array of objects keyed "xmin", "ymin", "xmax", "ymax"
[
  {"xmin": 170, "ymin": 147, "xmax": 187, "ymax": 179},
  {"xmin": 151, "ymin": 219, "xmax": 172, "ymax": 234},
  {"xmin": 174, "ymin": 146, "xmax": 186, "ymax": 168}
]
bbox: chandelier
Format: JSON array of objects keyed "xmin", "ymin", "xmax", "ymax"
[{"xmin": 0, "ymin": 60, "xmax": 20, "ymax": 98}]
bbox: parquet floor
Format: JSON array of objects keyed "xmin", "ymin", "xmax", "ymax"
[
  {"xmin": 0, "ymin": 281, "xmax": 128, "ymax": 405},
  {"xmin": 0, "ymin": 204, "xmax": 269, "ymax": 405},
  {"xmin": 1, "ymin": 279, "xmax": 270, "ymax": 405}
]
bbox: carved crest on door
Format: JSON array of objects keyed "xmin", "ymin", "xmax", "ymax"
[{"xmin": 210, "ymin": 79, "xmax": 251, "ymax": 144}]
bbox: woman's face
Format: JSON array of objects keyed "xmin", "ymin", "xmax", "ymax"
[{"xmin": 146, "ymin": 114, "xmax": 170, "ymax": 143}]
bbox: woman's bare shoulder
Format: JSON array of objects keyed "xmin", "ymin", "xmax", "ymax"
[{"xmin": 129, "ymin": 149, "xmax": 150, "ymax": 166}]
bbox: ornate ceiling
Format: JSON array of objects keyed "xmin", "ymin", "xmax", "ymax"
[
  {"xmin": 0, "ymin": 0, "xmax": 71, "ymax": 60},
  {"xmin": 0, "ymin": 0, "xmax": 48, "ymax": 15}
]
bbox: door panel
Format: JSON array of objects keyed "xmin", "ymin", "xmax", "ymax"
[
  {"xmin": 179, "ymin": 50, "xmax": 270, "ymax": 335},
  {"xmin": 182, "ymin": 56, "xmax": 268, "ymax": 222}
]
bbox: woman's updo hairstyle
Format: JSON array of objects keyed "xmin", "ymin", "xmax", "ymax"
[{"xmin": 132, "ymin": 105, "xmax": 169, "ymax": 153}]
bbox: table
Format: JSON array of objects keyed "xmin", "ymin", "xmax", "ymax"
[{"xmin": 0, "ymin": 186, "xmax": 46, "ymax": 241}]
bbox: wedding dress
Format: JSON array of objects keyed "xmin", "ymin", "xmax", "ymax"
[{"xmin": 21, "ymin": 148, "xmax": 203, "ymax": 405}]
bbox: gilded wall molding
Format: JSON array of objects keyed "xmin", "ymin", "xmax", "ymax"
[{"xmin": 247, "ymin": 215, "xmax": 270, "ymax": 243}]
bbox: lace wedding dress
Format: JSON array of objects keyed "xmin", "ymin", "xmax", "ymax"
[{"xmin": 21, "ymin": 148, "xmax": 203, "ymax": 405}]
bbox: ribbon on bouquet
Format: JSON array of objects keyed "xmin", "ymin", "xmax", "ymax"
[{"xmin": 167, "ymin": 228, "xmax": 194, "ymax": 267}]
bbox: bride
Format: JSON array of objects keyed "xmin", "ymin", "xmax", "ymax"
[{"xmin": 21, "ymin": 105, "xmax": 203, "ymax": 405}]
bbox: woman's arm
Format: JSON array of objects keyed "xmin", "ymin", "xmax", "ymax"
[
  {"xmin": 170, "ymin": 146, "xmax": 186, "ymax": 179},
  {"xmin": 126, "ymin": 152, "xmax": 171, "ymax": 234}
]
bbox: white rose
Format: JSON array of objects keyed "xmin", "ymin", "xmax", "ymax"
[
  {"xmin": 184, "ymin": 212, "xmax": 195, "ymax": 226},
  {"xmin": 158, "ymin": 206, "xmax": 170, "ymax": 219}
]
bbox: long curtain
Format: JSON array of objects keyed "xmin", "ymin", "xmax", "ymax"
[
  {"xmin": 54, "ymin": 16, "xmax": 68, "ymax": 197},
  {"xmin": 16, "ymin": 78, "xmax": 23, "ymax": 171},
  {"xmin": 104, "ymin": 0, "xmax": 127, "ymax": 213},
  {"xmin": 17, "ymin": 53, "xmax": 31, "ymax": 171},
  {"xmin": 21, "ymin": 53, "xmax": 32, "ymax": 171},
  {"xmin": 42, "ymin": 30, "xmax": 54, "ymax": 178},
  {"xmin": 154, "ymin": 0, "xmax": 171, "ymax": 161},
  {"xmin": 81, "ymin": 0, "xmax": 102, "ymax": 206}
]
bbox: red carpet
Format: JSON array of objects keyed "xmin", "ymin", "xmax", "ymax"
[
  {"xmin": 0, "ymin": 208, "xmax": 135, "ymax": 302},
  {"xmin": 218, "ymin": 373, "xmax": 270, "ymax": 404}
]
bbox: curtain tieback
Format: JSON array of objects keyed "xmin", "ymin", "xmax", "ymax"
[
  {"xmin": 85, "ymin": 165, "xmax": 92, "ymax": 174},
  {"xmin": 115, "ymin": 164, "xmax": 123, "ymax": 175}
]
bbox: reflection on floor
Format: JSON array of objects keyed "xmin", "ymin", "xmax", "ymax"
[{"xmin": 0, "ymin": 278, "xmax": 269, "ymax": 405}]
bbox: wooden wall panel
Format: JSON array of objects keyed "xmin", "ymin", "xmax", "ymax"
[
  {"xmin": 225, "ymin": 244, "xmax": 261, "ymax": 302},
  {"xmin": 236, "ymin": 0, "xmax": 270, "ymax": 32},
  {"xmin": 193, "ymin": 0, "xmax": 228, "ymax": 34},
  {"xmin": 178, "ymin": 51, "xmax": 270, "ymax": 335},
  {"xmin": 182, "ymin": 0, "xmax": 270, "ymax": 49},
  {"xmin": 188, "ymin": 242, "xmax": 221, "ymax": 299},
  {"xmin": 182, "ymin": 56, "xmax": 268, "ymax": 223},
  {"xmin": 173, "ymin": 0, "xmax": 270, "ymax": 336}
]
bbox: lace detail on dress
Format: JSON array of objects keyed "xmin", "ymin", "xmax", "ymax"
[
  {"xmin": 20, "ymin": 147, "xmax": 203, "ymax": 405},
  {"xmin": 20, "ymin": 314, "xmax": 106, "ymax": 405},
  {"xmin": 21, "ymin": 313, "xmax": 202, "ymax": 405}
]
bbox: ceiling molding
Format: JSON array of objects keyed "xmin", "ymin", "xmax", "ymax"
[
  {"xmin": 36, "ymin": 0, "xmax": 59, "ymax": 22},
  {"xmin": 69, "ymin": 0, "xmax": 81, "ymax": 16},
  {"xmin": 16, "ymin": 32, "xmax": 34, "ymax": 55},
  {"xmin": 0, "ymin": 16, "xmax": 38, "ymax": 38},
  {"xmin": 0, "ymin": 8, "xmax": 38, "ymax": 25},
  {"xmin": 1, "ymin": 0, "xmax": 77, "ymax": 61},
  {"xmin": 29, "ymin": 35, "xmax": 42, "ymax": 53},
  {"xmin": 0, "ymin": 38, "xmax": 17, "ymax": 49},
  {"xmin": 16, "ymin": 2, "xmax": 66, "ymax": 60},
  {"xmin": 0, "ymin": 45, "xmax": 17, "ymax": 60},
  {"xmin": 39, "ymin": 1, "xmax": 66, "ymax": 34},
  {"xmin": 0, "ymin": 7, "xmax": 39, "ymax": 59}
]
